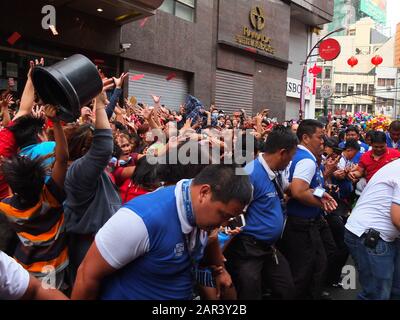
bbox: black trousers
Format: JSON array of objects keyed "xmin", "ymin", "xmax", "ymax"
[
  {"xmin": 224, "ymin": 234, "xmax": 295, "ymax": 300},
  {"xmin": 278, "ymin": 215, "xmax": 337, "ymax": 300},
  {"xmin": 324, "ymin": 213, "xmax": 349, "ymax": 284}
]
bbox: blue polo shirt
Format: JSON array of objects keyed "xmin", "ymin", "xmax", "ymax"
[{"xmin": 241, "ymin": 156, "xmax": 284, "ymax": 244}]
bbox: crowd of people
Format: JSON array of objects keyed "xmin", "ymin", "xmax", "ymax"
[{"xmin": 0, "ymin": 58, "xmax": 399, "ymax": 300}]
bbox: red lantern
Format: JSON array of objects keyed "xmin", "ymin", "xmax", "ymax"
[
  {"xmin": 347, "ymin": 56, "xmax": 358, "ymax": 68},
  {"xmin": 371, "ymin": 55, "xmax": 383, "ymax": 66}
]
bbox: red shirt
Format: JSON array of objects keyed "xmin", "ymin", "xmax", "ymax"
[
  {"xmin": 119, "ymin": 180, "xmax": 150, "ymax": 204},
  {"xmin": 359, "ymin": 148, "xmax": 400, "ymax": 182},
  {"xmin": 0, "ymin": 124, "xmax": 17, "ymax": 199}
]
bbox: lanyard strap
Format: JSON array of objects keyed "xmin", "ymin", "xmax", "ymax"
[{"xmin": 182, "ymin": 179, "xmax": 196, "ymax": 227}]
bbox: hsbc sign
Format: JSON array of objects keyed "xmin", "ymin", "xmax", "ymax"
[{"xmin": 286, "ymin": 77, "xmax": 311, "ymax": 100}]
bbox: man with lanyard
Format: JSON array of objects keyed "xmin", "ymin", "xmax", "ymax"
[
  {"xmin": 338, "ymin": 126, "xmax": 369, "ymax": 164},
  {"xmin": 386, "ymin": 120, "xmax": 400, "ymax": 150},
  {"xmin": 71, "ymin": 165, "xmax": 252, "ymax": 300},
  {"xmin": 224, "ymin": 126, "xmax": 298, "ymax": 300},
  {"xmin": 279, "ymin": 119, "xmax": 338, "ymax": 300}
]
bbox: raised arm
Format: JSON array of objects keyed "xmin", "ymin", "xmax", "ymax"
[
  {"xmin": 105, "ymin": 72, "xmax": 128, "ymax": 119},
  {"xmin": 13, "ymin": 58, "xmax": 44, "ymax": 121},
  {"xmin": 44, "ymin": 105, "xmax": 69, "ymax": 189}
]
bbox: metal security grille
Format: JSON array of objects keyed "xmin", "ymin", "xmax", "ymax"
[
  {"xmin": 128, "ymin": 65, "xmax": 189, "ymax": 110},
  {"xmin": 215, "ymin": 69, "xmax": 254, "ymax": 115}
]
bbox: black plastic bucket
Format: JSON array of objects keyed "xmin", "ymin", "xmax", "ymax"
[{"xmin": 32, "ymin": 54, "xmax": 103, "ymax": 122}]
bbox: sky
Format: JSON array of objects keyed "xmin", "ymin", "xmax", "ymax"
[{"xmin": 386, "ymin": 0, "xmax": 400, "ymax": 36}]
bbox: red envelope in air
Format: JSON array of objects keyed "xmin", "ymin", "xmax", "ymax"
[
  {"xmin": 131, "ymin": 74, "xmax": 145, "ymax": 81},
  {"xmin": 140, "ymin": 17, "xmax": 149, "ymax": 28},
  {"xmin": 7, "ymin": 32, "xmax": 21, "ymax": 45},
  {"xmin": 166, "ymin": 73, "xmax": 176, "ymax": 81}
]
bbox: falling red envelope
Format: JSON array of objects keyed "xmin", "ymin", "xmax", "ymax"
[
  {"xmin": 166, "ymin": 73, "xmax": 176, "ymax": 81},
  {"xmin": 7, "ymin": 32, "xmax": 21, "ymax": 45},
  {"xmin": 131, "ymin": 74, "xmax": 145, "ymax": 81},
  {"xmin": 140, "ymin": 17, "xmax": 149, "ymax": 28}
]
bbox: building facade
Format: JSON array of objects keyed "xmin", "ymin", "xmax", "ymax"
[
  {"xmin": 1, "ymin": 0, "xmax": 333, "ymax": 120},
  {"xmin": 316, "ymin": 17, "xmax": 399, "ymax": 118}
]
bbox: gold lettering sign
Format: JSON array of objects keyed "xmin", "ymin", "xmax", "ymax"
[
  {"xmin": 235, "ymin": 6, "xmax": 274, "ymax": 55},
  {"xmin": 250, "ymin": 6, "xmax": 265, "ymax": 31}
]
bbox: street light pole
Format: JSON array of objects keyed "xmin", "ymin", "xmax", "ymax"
[{"xmin": 299, "ymin": 27, "xmax": 345, "ymax": 120}]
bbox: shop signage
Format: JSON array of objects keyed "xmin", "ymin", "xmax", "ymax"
[
  {"xmin": 235, "ymin": 6, "xmax": 274, "ymax": 55},
  {"xmin": 319, "ymin": 38, "xmax": 341, "ymax": 61},
  {"xmin": 287, "ymin": 77, "xmax": 311, "ymax": 100}
]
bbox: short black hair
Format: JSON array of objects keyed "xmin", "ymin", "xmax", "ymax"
[
  {"xmin": 345, "ymin": 125, "xmax": 359, "ymax": 135},
  {"xmin": 389, "ymin": 120, "xmax": 400, "ymax": 131},
  {"xmin": 264, "ymin": 125, "xmax": 298, "ymax": 154},
  {"xmin": 366, "ymin": 130, "xmax": 375, "ymax": 139},
  {"xmin": 344, "ymin": 139, "xmax": 360, "ymax": 151},
  {"xmin": 192, "ymin": 165, "xmax": 252, "ymax": 206},
  {"xmin": 8, "ymin": 115, "xmax": 44, "ymax": 148},
  {"xmin": 1, "ymin": 155, "xmax": 47, "ymax": 205},
  {"xmin": 131, "ymin": 156, "xmax": 159, "ymax": 190},
  {"xmin": 371, "ymin": 131, "xmax": 387, "ymax": 144},
  {"xmin": 296, "ymin": 119, "xmax": 324, "ymax": 141}
]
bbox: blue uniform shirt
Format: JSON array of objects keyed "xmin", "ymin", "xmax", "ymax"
[{"xmin": 241, "ymin": 156, "xmax": 284, "ymax": 244}]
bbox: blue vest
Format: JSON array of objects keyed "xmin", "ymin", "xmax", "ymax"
[
  {"xmin": 287, "ymin": 147, "xmax": 324, "ymax": 219},
  {"xmin": 386, "ymin": 133, "xmax": 399, "ymax": 150},
  {"xmin": 241, "ymin": 159, "xmax": 284, "ymax": 244},
  {"xmin": 100, "ymin": 186, "xmax": 193, "ymax": 300}
]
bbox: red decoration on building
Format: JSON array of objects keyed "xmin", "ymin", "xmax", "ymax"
[
  {"xmin": 347, "ymin": 56, "xmax": 358, "ymax": 68},
  {"xmin": 308, "ymin": 64, "xmax": 322, "ymax": 76},
  {"xmin": 371, "ymin": 55, "xmax": 383, "ymax": 66},
  {"xmin": 308, "ymin": 64, "xmax": 322, "ymax": 95}
]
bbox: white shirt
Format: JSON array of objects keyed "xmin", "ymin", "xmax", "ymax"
[
  {"xmin": 95, "ymin": 180, "xmax": 207, "ymax": 269},
  {"xmin": 0, "ymin": 251, "xmax": 30, "ymax": 300},
  {"xmin": 292, "ymin": 145, "xmax": 317, "ymax": 185},
  {"xmin": 345, "ymin": 159, "xmax": 400, "ymax": 242}
]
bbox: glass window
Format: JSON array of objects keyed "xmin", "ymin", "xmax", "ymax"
[
  {"xmin": 348, "ymin": 85, "xmax": 354, "ymax": 93},
  {"xmin": 324, "ymin": 68, "xmax": 331, "ymax": 79},
  {"xmin": 378, "ymin": 78, "xmax": 385, "ymax": 86},
  {"xmin": 178, "ymin": 0, "xmax": 195, "ymax": 7},
  {"xmin": 176, "ymin": 2, "xmax": 194, "ymax": 22},
  {"xmin": 356, "ymin": 84, "xmax": 361, "ymax": 93},
  {"xmin": 316, "ymin": 88, "xmax": 321, "ymax": 100},
  {"xmin": 159, "ymin": 0, "xmax": 195, "ymax": 22},
  {"xmin": 342, "ymin": 83, "xmax": 347, "ymax": 93},
  {"xmin": 335, "ymin": 83, "xmax": 341, "ymax": 93},
  {"xmin": 387, "ymin": 79, "xmax": 395, "ymax": 87},
  {"xmin": 362, "ymin": 84, "xmax": 368, "ymax": 95},
  {"xmin": 369, "ymin": 84, "xmax": 374, "ymax": 94},
  {"xmin": 159, "ymin": 0, "xmax": 174, "ymax": 14}
]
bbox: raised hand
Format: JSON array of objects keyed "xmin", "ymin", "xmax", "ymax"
[
  {"xmin": 113, "ymin": 72, "xmax": 129, "ymax": 89},
  {"xmin": 43, "ymin": 104, "xmax": 59, "ymax": 121},
  {"xmin": 27, "ymin": 57, "xmax": 44, "ymax": 78},
  {"xmin": 96, "ymin": 78, "xmax": 115, "ymax": 107},
  {"xmin": 0, "ymin": 94, "xmax": 14, "ymax": 109},
  {"xmin": 151, "ymin": 95, "xmax": 161, "ymax": 105}
]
